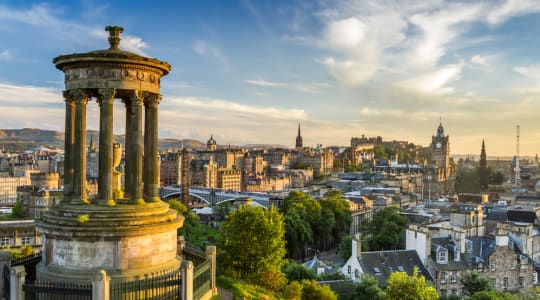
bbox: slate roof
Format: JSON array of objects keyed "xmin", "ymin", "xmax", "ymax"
[
  {"xmin": 430, "ymin": 237, "xmax": 470, "ymax": 271},
  {"xmin": 357, "ymin": 250, "xmax": 433, "ymax": 287},
  {"xmin": 468, "ymin": 236, "xmax": 496, "ymax": 262},
  {"xmin": 507, "ymin": 205, "xmax": 539, "ymax": 223}
]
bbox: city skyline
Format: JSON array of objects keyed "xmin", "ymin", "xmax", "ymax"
[{"xmin": 0, "ymin": 1, "xmax": 539, "ymax": 156}]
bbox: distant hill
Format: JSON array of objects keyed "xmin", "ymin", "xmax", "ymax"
[{"xmin": 0, "ymin": 128, "xmax": 206, "ymax": 152}]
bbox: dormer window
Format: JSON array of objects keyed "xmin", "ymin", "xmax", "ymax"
[
  {"xmin": 465, "ymin": 240, "xmax": 473, "ymax": 254},
  {"xmin": 437, "ymin": 249, "xmax": 448, "ymax": 264}
]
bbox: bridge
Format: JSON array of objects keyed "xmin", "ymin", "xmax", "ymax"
[{"xmin": 159, "ymin": 186, "xmax": 273, "ymax": 207}]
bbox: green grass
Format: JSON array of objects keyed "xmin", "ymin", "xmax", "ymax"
[{"xmin": 217, "ymin": 275, "xmax": 279, "ymax": 300}]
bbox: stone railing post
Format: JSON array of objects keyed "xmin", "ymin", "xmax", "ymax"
[
  {"xmin": 181, "ymin": 260, "xmax": 193, "ymax": 300},
  {"xmin": 10, "ymin": 265, "xmax": 26, "ymax": 300},
  {"xmin": 206, "ymin": 246, "xmax": 218, "ymax": 296},
  {"xmin": 0, "ymin": 251, "xmax": 10, "ymax": 294},
  {"xmin": 92, "ymin": 269, "xmax": 110, "ymax": 300},
  {"xmin": 177, "ymin": 236, "xmax": 185, "ymax": 257}
]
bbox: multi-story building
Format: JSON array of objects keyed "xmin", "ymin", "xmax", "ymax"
[
  {"xmin": 0, "ymin": 219, "xmax": 42, "ymax": 250},
  {"xmin": 243, "ymin": 174, "xmax": 290, "ymax": 192},
  {"xmin": 217, "ymin": 169, "xmax": 241, "ymax": 191},
  {"xmin": 0, "ymin": 175, "xmax": 31, "ymax": 204},
  {"xmin": 190, "ymin": 156, "xmax": 218, "ymax": 188},
  {"xmin": 160, "ymin": 151, "xmax": 182, "ymax": 186}
]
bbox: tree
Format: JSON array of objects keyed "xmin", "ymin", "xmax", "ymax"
[
  {"xmin": 361, "ymin": 206, "xmax": 409, "ymax": 251},
  {"xmin": 354, "ymin": 274, "xmax": 384, "ymax": 300},
  {"xmin": 218, "ymin": 205, "xmax": 286, "ymax": 291},
  {"xmin": 460, "ymin": 271, "xmax": 491, "ymax": 296},
  {"xmin": 168, "ymin": 199, "xmax": 203, "ymax": 243},
  {"xmin": 212, "ymin": 201, "xmax": 232, "ymax": 219},
  {"xmin": 489, "ymin": 171, "xmax": 504, "ymax": 185},
  {"xmin": 282, "ymin": 261, "xmax": 318, "ymax": 282},
  {"xmin": 300, "ymin": 280, "xmax": 337, "ymax": 300},
  {"xmin": 339, "ymin": 235, "xmax": 353, "ymax": 261},
  {"xmin": 11, "ymin": 200, "xmax": 24, "ymax": 218},
  {"xmin": 455, "ymin": 168, "xmax": 481, "ymax": 193},
  {"xmin": 384, "ymin": 268, "xmax": 438, "ymax": 300},
  {"xmin": 470, "ymin": 290, "xmax": 517, "ymax": 300},
  {"xmin": 284, "ymin": 208, "xmax": 313, "ymax": 259}
]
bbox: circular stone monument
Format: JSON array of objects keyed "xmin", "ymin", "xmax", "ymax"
[{"xmin": 36, "ymin": 26, "xmax": 183, "ymax": 283}]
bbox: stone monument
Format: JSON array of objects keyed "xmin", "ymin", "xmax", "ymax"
[{"xmin": 36, "ymin": 26, "xmax": 183, "ymax": 284}]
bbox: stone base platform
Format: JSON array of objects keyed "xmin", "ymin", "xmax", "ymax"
[{"xmin": 36, "ymin": 201, "xmax": 183, "ymax": 283}]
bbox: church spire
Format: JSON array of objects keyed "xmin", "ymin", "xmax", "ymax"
[
  {"xmin": 295, "ymin": 123, "xmax": 303, "ymax": 149},
  {"xmin": 479, "ymin": 139, "xmax": 488, "ymax": 192}
]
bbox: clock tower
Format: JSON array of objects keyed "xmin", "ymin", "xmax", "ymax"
[{"xmin": 431, "ymin": 122, "xmax": 450, "ymax": 171}]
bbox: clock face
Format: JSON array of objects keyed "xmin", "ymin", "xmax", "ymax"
[{"xmin": 436, "ymin": 142, "xmax": 442, "ymax": 149}]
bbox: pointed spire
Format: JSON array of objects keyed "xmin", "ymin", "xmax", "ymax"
[
  {"xmin": 295, "ymin": 123, "xmax": 303, "ymax": 149},
  {"xmin": 298, "ymin": 123, "xmax": 301, "ymax": 136}
]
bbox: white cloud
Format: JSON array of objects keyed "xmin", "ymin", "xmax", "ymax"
[
  {"xmin": 487, "ymin": 0, "xmax": 540, "ymax": 25},
  {"xmin": 324, "ymin": 18, "xmax": 366, "ymax": 52},
  {"xmin": 166, "ymin": 96, "xmax": 306, "ymax": 120},
  {"xmin": 245, "ymin": 79, "xmax": 331, "ymax": 93},
  {"xmin": 513, "ymin": 65, "xmax": 540, "ymax": 93},
  {"xmin": 193, "ymin": 40, "xmax": 227, "ymax": 65},
  {"xmin": 0, "ymin": 50, "xmax": 11, "ymax": 61},
  {"xmin": 90, "ymin": 29, "xmax": 148, "ymax": 55},
  {"xmin": 396, "ymin": 62, "xmax": 464, "ymax": 95},
  {"xmin": 470, "ymin": 54, "xmax": 491, "ymax": 68},
  {"xmin": 407, "ymin": 2, "xmax": 484, "ymax": 68}
]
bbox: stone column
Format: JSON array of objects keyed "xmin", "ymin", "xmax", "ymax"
[
  {"xmin": 123, "ymin": 98, "xmax": 132, "ymax": 199},
  {"xmin": 92, "ymin": 269, "xmax": 110, "ymax": 300},
  {"xmin": 71, "ymin": 89, "xmax": 88, "ymax": 204},
  {"xmin": 144, "ymin": 93, "xmax": 161, "ymax": 202},
  {"xmin": 143, "ymin": 99, "xmax": 150, "ymax": 198},
  {"xmin": 128, "ymin": 91, "xmax": 144, "ymax": 204},
  {"xmin": 10, "ymin": 265, "xmax": 26, "ymax": 300},
  {"xmin": 62, "ymin": 92, "xmax": 75, "ymax": 203},
  {"xmin": 206, "ymin": 246, "xmax": 218, "ymax": 296},
  {"xmin": 181, "ymin": 260, "xmax": 194, "ymax": 300},
  {"xmin": 97, "ymin": 88, "xmax": 116, "ymax": 206}
]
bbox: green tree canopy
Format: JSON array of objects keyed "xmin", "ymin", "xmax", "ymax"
[
  {"xmin": 460, "ymin": 271, "xmax": 491, "ymax": 296},
  {"xmin": 384, "ymin": 268, "xmax": 438, "ymax": 300},
  {"xmin": 168, "ymin": 199, "xmax": 203, "ymax": 243},
  {"xmin": 11, "ymin": 200, "xmax": 24, "ymax": 218},
  {"xmin": 354, "ymin": 274, "xmax": 384, "ymax": 300},
  {"xmin": 300, "ymin": 280, "xmax": 337, "ymax": 300},
  {"xmin": 339, "ymin": 235, "xmax": 353, "ymax": 261},
  {"xmin": 282, "ymin": 261, "xmax": 318, "ymax": 282},
  {"xmin": 218, "ymin": 205, "xmax": 286, "ymax": 290},
  {"xmin": 455, "ymin": 168, "xmax": 481, "ymax": 193},
  {"xmin": 361, "ymin": 206, "xmax": 409, "ymax": 251},
  {"xmin": 470, "ymin": 290, "xmax": 517, "ymax": 300}
]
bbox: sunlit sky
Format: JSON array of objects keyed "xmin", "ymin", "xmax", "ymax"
[{"xmin": 0, "ymin": 1, "xmax": 540, "ymax": 156}]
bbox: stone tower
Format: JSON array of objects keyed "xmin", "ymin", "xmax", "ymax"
[
  {"xmin": 36, "ymin": 26, "xmax": 183, "ymax": 284},
  {"xmin": 479, "ymin": 139, "xmax": 488, "ymax": 192},
  {"xmin": 207, "ymin": 134, "xmax": 217, "ymax": 151},
  {"xmin": 431, "ymin": 122, "xmax": 450, "ymax": 171},
  {"xmin": 295, "ymin": 123, "xmax": 303, "ymax": 149}
]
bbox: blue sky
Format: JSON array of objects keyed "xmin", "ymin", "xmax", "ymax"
[{"xmin": 0, "ymin": 0, "xmax": 540, "ymax": 156}]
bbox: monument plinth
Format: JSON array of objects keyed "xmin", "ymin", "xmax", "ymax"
[{"xmin": 37, "ymin": 26, "xmax": 183, "ymax": 283}]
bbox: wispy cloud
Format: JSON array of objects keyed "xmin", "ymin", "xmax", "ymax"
[
  {"xmin": 0, "ymin": 50, "xmax": 11, "ymax": 61},
  {"xmin": 487, "ymin": 0, "xmax": 540, "ymax": 25},
  {"xmin": 470, "ymin": 54, "xmax": 492, "ymax": 68},
  {"xmin": 396, "ymin": 62, "xmax": 464, "ymax": 95},
  {"xmin": 245, "ymin": 79, "xmax": 331, "ymax": 93},
  {"xmin": 193, "ymin": 40, "xmax": 228, "ymax": 65},
  {"xmin": 166, "ymin": 96, "xmax": 306, "ymax": 120}
]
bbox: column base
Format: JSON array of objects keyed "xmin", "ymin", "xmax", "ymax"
[
  {"xmin": 128, "ymin": 197, "xmax": 146, "ymax": 205},
  {"xmin": 98, "ymin": 199, "xmax": 116, "ymax": 206},
  {"xmin": 144, "ymin": 196, "xmax": 161, "ymax": 203},
  {"xmin": 70, "ymin": 198, "xmax": 90, "ymax": 205}
]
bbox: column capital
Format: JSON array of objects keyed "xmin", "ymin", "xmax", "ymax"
[
  {"xmin": 144, "ymin": 93, "xmax": 161, "ymax": 106},
  {"xmin": 97, "ymin": 88, "xmax": 116, "ymax": 106},
  {"xmin": 130, "ymin": 90, "xmax": 145, "ymax": 106},
  {"xmin": 63, "ymin": 91, "xmax": 75, "ymax": 102},
  {"xmin": 69, "ymin": 89, "xmax": 90, "ymax": 104}
]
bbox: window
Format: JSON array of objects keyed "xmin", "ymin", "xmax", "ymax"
[
  {"xmin": 451, "ymin": 289, "xmax": 457, "ymax": 295},
  {"xmin": 534, "ymin": 272, "xmax": 538, "ymax": 284},
  {"xmin": 519, "ymin": 276, "xmax": 524, "ymax": 287},
  {"xmin": 347, "ymin": 265, "xmax": 351, "ymax": 274},
  {"xmin": 490, "ymin": 262, "xmax": 496, "ymax": 271},
  {"xmin": 440, "ymin": 289, "xmax": 447, "ymax": 296},
  {"xmin": 477, "ymin": 264, "xmax": 483, "ymax": 272},
  {"xmin": 503, "ymin": 277, "xmax": 508, "ymax": 290},
  {"xmin": 440, "ymin": 271, "xmax": 447, "ymax": 283},
  {"xmin": 451, "ymin": 272, "xmax": 457, "ymax": 283},
  {"xmin": 0, "ymin": 237, "xmax": 10, "ymax": 247},
  {"xmin": 491, "ymin": 278, "xmax": 496, "ymax": 288},
  {"xmin": 437, "ymin": 250, "xmax": 448, "ymax": 264},
  {"xmin": 21, "ymin": 236, "xmax": 31, "ymax": 245},
  {"xmin": 510, "ymin": 262, "xmax": 516, "ymax": 270},
  {"xmin": 466, "ymin": 240, "xmax": 473, "ymax": 254}
]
